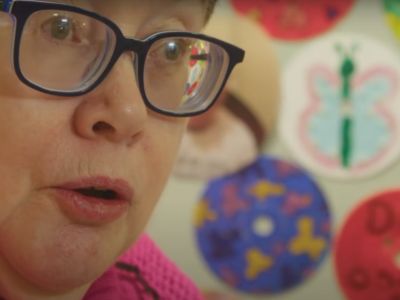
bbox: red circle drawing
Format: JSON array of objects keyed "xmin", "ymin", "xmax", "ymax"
[
  {"xmin": 335, "ymin": 190, "xmax": 400, "ymax": 300},
  {"xmin": 230, "ymin": 0, "xmax": 355, "ymax": 41}
]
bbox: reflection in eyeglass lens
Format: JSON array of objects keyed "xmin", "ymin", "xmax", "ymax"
[
  {"xmin": 14, "ymin": 7, "xmax": 230, "ymax": 115},
  {"xmin": 19, "ymin": 10, "xmax": 115, "ymax": 91}
]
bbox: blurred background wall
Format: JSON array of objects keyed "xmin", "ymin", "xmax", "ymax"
[{"xmin": 148, "ymin": 1, "xmax": 400, "ymax": 299}]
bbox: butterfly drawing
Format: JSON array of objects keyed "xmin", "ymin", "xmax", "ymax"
[{"xmin": 299, "ymin": 43, "xmax": 398, "ymax": 173}]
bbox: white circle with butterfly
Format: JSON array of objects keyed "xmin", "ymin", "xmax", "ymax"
[{"xmin": 279, "ymin": 33, "xmax": 400, "ymax": 179}]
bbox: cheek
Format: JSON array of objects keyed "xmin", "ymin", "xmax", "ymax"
[
  {"xmin": 0, "ymin": 166, "xmax": 30, "ymax": 223},
  {"xmin": 0, "ymin": 99, "xmax": 67, "ymax": 223},
  {"xmin": 124, "ymin": 119, "xmax": 186, "ymax": 234},
  {"xmin": 0, "ymin": 122, "xmax": 35, "ymax": 222}
]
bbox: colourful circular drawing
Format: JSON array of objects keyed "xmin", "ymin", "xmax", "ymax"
[
  {"xmin": 384, "ymin": 0, "xmax": 400, "ymax": 40},
  {"xmin": 335, "ymin": 190, "xmax": 400, "ymax": 300},
  {"xmin": 194, "ymin": 155, "xmax": 331, "ymax": 294},
  {"xmin": 230, "ymin": 0, "xmax": 354, "ymax": 41},
  {"xmin": 279, "ymin": 33, "xmax": 400, "ymax": 179}
]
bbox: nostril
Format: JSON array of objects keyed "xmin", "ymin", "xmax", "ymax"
[{"xmin": 93, "ymin": 121, "xmax": 115, "ymax": 134}]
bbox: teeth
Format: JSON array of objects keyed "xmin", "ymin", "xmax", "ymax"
[{"xmin": 75, "ymin": 187, "xmax": 118, "ymax": 200}]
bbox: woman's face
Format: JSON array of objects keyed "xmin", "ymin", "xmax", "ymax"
[{"xmin": 0, "ymin": 0, "xmax": 205, "ymax": 297}]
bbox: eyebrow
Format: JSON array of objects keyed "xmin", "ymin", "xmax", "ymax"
[{"xmin": 154, "ymin": 0, "xmax": 214, "ymax": 22}]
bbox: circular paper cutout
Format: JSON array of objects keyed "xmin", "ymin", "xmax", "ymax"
[
  {"xmin": 335, "ymin": 190, "xmax": 400, "ymax": 300},
  {"xmin": 279, "ymin": 33, "xmax": 400, "ymax": 179},
  {"xmin": 384, "ymin": 0, "xmax": 400, "ymax": 40},
  {"xmin": 230, "ymin": 0, "xmax": 354, "ymax": 41},
  {"xmin": 194, "ymin": 155, "xmax": 331, "ymax": 294},
  {"xmin": 174, "ymin": 106, "xmax": 258, "ymax": 180}
]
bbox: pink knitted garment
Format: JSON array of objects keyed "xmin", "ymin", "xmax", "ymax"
[{"xmin": 83, "ymin": 234, "xmax": 203, "ymax": 300}]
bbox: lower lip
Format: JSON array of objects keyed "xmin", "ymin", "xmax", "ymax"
[{"xmin": 53, "ymin": 189, "xmax": 130, "ymax": 225}]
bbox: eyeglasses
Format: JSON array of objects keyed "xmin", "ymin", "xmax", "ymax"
[{"xmin": 1, "ymin": 0, "xmax": 245, "ymax": 117}]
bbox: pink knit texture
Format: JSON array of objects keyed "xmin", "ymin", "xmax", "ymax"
[{"xmin": 84, "ymin": 234, "xmax": 204, "ymax": 300}]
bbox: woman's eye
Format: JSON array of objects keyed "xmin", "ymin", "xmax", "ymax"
[
  {"xmin": 164, "ymin": 41, "xmax": 185, "ymax": 61},
  {"xmin": 40, "ymin": 14, "xmax": 89, "ymax": 45},
  {"xmin": 41, "ymin": 15, "xmax": 73, "ymax": 41},
  {"xmin": 155, "ymin": 39, "xmax": 190, "ymax": 64},
  {"xmin": 51, "ymin": 15, "xmax": 71, "ymax": 40}
]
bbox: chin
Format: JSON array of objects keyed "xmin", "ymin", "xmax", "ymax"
[
  {"xmin": 18, "ymin": 263, "xmax": 97, "ymax": 293},
  {"xmin": 0, "ymin": 191, "xmax": 138, "ymax": 295},
  {"xmin": 0, "ymin": 221, "xmax": 121, "ymax": 294},
  {"xmin": 3, "ymin": 243, "xmax": 109, "ymax": 294}
]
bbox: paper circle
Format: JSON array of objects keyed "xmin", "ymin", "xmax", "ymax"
[
  {"xmin": 335, "ymin": 189, "xmax": 400, "ymax": 300},
  {"xmin": 194, "ymin": 155, "xmax": 331, "ymax": 294},
  {"xmin": 279, "ymin": 33, "xmax": 400, "ymax": 179},
  {"xmin": 384, "ymin": 0, "xmax": 400, "ymax": 40},
  {"xmin": 230, "ymin": 0, "xmax": 354, "ymax": 41}
]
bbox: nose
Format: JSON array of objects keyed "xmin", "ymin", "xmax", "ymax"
[{"xmin": 73, "ymin": 53, "xmax": 147, "ymax": 146}]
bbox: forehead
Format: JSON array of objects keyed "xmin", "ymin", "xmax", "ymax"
[{"xmin": 51, "ymin": 0, "xmax": 209, "ymax": 31}]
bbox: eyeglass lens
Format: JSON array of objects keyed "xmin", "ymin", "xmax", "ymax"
[
  {"xmin": 144, "ymin": 37, "xmax": 229, "ymax": 114},
  {"xmin": 19, "ymin": 10, "xmax": 116, "ymax": 92},
  {"xmin": 17, "ymin": 8, "xmax": 230, "ymax": 114}
]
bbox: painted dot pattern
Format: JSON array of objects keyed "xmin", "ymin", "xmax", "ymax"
[
  {"xmin": 335, "ymin": 190, "xmax": 400, "ymax": 300},
  {"xmin": 230, "ymin": 0, "xmax": 355, "ymax": 41},
  {"xmin": 194, "ymin": 155, "xmax": 332, "ymax": 294}
]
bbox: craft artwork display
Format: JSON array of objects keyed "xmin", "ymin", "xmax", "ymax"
[
  {"xmin": 279, "ymin": 33, "xmax": 400, "ymax": 179},
  {"xmin": 194, "ymin": 155, "xmax": 331, "ymax": 294},
  {"xmin": 230, "ymin": 0, "xmax": 354, "ymax": 40},
  {"xmin": 384, "ymin": 0, "xmax": 400, "ymax": 40},
  {"xmin": 335, "ymin": 190, "xmax": 400, "ymax": 300}
]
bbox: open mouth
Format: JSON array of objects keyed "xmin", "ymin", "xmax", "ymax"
[
  {"xmin": 74, "ymin": 187, "xmax": 119, "ymax": 200},
  {"xmin": 56, "ymin": 176, "xmax": 133, "ymax": 204},
  {"xmin": 53, "ymin": 177, "xmax": 133, "ymax": 224}
]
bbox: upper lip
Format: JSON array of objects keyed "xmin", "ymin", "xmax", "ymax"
[{"xmin": 55, "ymin": 176, "xmax": 134, "ymax": 203}]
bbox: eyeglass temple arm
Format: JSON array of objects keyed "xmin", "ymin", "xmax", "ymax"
[{"xmin": 0, "ymin": 0, "xmax": 12, "ymax": 12}]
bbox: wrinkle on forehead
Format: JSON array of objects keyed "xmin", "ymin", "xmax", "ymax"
[
  {"xmin": 54, "ymin": 0, "xmax": 206, "ymax": 35},
  {"xmin": 61, "ymin": 0, "xmax": 207, "ymax": 21}
]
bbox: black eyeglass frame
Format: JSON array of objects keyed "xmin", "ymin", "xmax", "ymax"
[{"xmin": 5, "ymin": 0, "xmax": 245, "ymax": 117}]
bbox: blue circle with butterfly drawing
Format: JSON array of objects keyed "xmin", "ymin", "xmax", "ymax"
[{"xmin": 194, "ymin": 155, "xmax": 332, "ymax": 294}]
